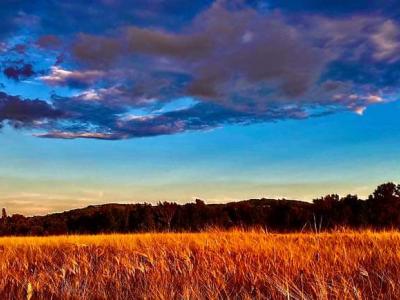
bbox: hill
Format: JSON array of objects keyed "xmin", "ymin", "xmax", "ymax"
[{"xmin": 0, "ymin": 182, "xmax": 400, "ymax": 235}]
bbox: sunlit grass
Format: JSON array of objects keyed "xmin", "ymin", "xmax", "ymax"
[{"xmin": 0, "ymin": 230, "xmax": 399, "ymax": 299}]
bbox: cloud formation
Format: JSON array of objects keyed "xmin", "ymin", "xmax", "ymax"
[
  {"xmin": 3, "ymin": 63, "xmax": 35, "ymax": 81},
  {"xmin": 38, "ymin": 101, "xmax": 308, "ymax": 140},
  {"xmin": 40, "ymin": 66, "xmax": 104, "ymax": 88},
  {"xmin": 0, "ymin": 0, "xmax": 398, "ymax": 139},
  {"xmin": 72, "ymin": 4, "xmax": 326, "ymax": 107},
  {"xmin": 0, "ymin": 92, "xmax": 63, "ymax": 128}
]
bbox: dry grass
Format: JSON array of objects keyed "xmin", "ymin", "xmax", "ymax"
[{"xmin": 0, "ymin": 230, "xmax": 399, "ymax": 299}]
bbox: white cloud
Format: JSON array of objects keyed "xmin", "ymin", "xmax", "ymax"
[{"xmin": 40, "ymin": 66, "xmax": 104, "ymax": 87}]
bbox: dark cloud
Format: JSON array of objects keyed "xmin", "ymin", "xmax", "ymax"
[
  {"xmin": 3, "ymin": 63, "xmax": 35, "ymax": 81},
  {"xmin": 72, "ymin": 2, "xmax": 326, "ymax": 110},
  {"xmin": 36, "ymin": 35, "xmax": 62, "ymax": 49},
  {"xmin": 29, "ymin": 2, "xmax": 396, "ymax": 139},
  {"xmin": 52, "ymin": 95, "xmax": 125, "ymax": 127},
  {"xmin": 0, "ymin": 92, "xmax": 64, "ymax": 127},
  {"xmin": 72, "ymin": 34, "xmax": 123, "ymax": 67},
  {"xmin": 0, "ymin": 0, "xmax": 398, "ymax": 139},
  {"xmin": 37, "ymin": 101, "xmax": 308, "ymax": 140},
  {"xmin": 125, "ymin": 27, "xmax": 213, "ymax": 59}
]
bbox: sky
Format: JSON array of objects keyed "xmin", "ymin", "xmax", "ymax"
[{"xmin": 1, "ymin": 0, "xmax": 400, "ymax": 215}]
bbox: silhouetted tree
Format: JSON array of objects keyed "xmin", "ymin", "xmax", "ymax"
[
  {"xmin": 313, "ymin": 194, "xmax": 340, "ymax": 228},
  {"xmin": 368, "ymin": 183, "xmax": 400, "ymax": 227},
  {"xmin": 155, "ymin": 202, "xmax": 178, "ymax": 231}
]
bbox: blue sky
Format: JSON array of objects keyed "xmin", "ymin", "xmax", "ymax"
[{"xmin": 1, "ymin": 0, "xmax": 400, "ymax": 215}]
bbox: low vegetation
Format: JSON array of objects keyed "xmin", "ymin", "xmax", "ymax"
[{"xmin": 0, "ymin": 230, "xmax": 399, "ymax": 299}]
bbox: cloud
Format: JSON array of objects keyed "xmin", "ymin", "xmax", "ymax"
[
  {"xmin": 371, "ymin": 20, "xmax": 400, "ymax": 62},
  {"xmin": 0, "ymin": 0, "xmax": 398, "ymax": 140},
  {"xmin": 72, "ymin": 2, "xmax": 327, "ymax": 111},
  {"xmin": 37, "ymin": 101, "xmax": 308, "ymax": 140},
  {"xmin": 125, "ymin": 27, "xmax": 213, "ymax": 59},
  {"xmin": 3, "ymin": 63, "xmax": 35, "ymax": 81},
  {"xmin": 0, "ymin": 92, "xmax": 64, "ymax": 127},
  {"xmin": 40, "ymin": 66, "xmax": 105, "ymax": 88},
  {"xmin": 36, "ymin": 35, "xmax": 62, "ymax": 49},
  {"xmin": 38, "ymin": 131, "xmax": 122, "ymax": 140},
  {"xmin": 69, "ymin": 4, "xmax": 399, "ymax": 113},
  {"xmin": 72, "ymin": 34, "xmax": 123, "ymax": 67}
]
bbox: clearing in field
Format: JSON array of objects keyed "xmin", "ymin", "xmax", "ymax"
[{"xmin": 0, "ymin": 230, "xmax": 399, "ymax": 299}]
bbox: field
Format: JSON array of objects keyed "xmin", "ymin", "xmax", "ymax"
[{"xmin": 0, "ymin": 230, "xmax": 399, "ymax": 299}]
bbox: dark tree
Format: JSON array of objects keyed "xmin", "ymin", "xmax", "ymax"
[
  {"xmin": 368, "ymin": 183, "xmax": 400, "ymax": 227},
  {"xmin": 156, "ymin": 202, "xmax": 178, "ymax": 231}
]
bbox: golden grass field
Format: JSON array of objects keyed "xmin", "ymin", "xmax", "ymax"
[{"xmin": 0, "ymin": 230, "xmax": 399, "ymax": 299}]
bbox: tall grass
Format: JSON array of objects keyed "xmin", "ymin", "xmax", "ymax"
[{"xmin": 0, "ymin": 230, "xmax": 399, "ymax": 299}]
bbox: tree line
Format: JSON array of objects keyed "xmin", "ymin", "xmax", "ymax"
[{"xmin": 0, "ymin": 182, "xmax": 400, "ymax": 236}]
